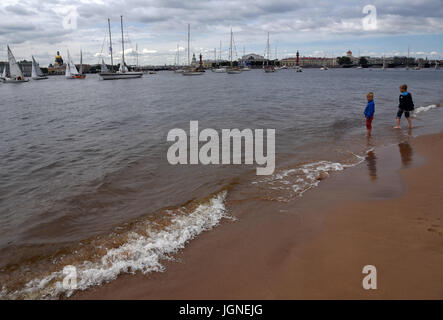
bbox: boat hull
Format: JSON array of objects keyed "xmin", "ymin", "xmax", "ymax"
[
  {"xmin": 182, "ymin": 72, "xmax": 204, "ymax": 76},
  {"xmin": 2, "ymin": 78, "xmax": 29, "ymax": 83},
  {"xmin": 32, "ymin": 76, "xmax": 48, "ymax": 80},
  {"xmin": 99, "ymin": 72, "xmax": 143, "ymax": 80},
  {"xmin": 74, "ymin": 74, "xmax": 86, "ymax": 79}
]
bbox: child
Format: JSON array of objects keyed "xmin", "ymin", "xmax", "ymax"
[
  {"xmin": 364, "ymin": 92, "xmax": 375, "ymax": 136},
  {"xmin": 394, "ymin": 84, "xmax": 414, "ymax": 129}
]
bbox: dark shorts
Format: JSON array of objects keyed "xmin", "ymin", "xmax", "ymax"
[
  {"xmin": 366, "ymin": 116, "xmax": 373, "ymax": 130},
  {"xmin": 397, "ymin": 109, "xmax": 410, "ymax": 118}
]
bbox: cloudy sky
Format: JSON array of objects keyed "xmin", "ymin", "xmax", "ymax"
[{"xmin": 1, "ymin": 0, "xmax": 442, "ymax": 66}]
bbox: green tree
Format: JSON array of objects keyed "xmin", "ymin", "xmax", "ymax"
[
  {"xmin": 359, "ymin": 57, "xmax": 368, "ymax": 67},
  {"xmin": 337, "ymin": 56, "xmax": 352, "ymax": 65}
]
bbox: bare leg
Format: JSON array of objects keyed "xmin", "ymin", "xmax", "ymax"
[
  {"xmin": 393, "ymin": 118, "xmax": 401, "ymax": 129},
  {"xmin": 407, "ymin": 117, "xmax": 413, "ymax": 129}
]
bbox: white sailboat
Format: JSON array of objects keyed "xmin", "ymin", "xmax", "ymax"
[
  {"xmin": 101, "ymin": 58, "xmax": 109, "ymax": 72},
  {"xmin": 1, "ymin": 64, "xmax": 6, "ymax": 80},
  {"xmin": 65, "ymin": 50, "xmax": 80, "ymax": 79},
  {"xmin": 31, "ymin": 56, "xmax": 48, "ymax": 80},
  {"xmin": 226, "ymin": 28, "xmax": 242, "ymax": 74},
  {"xmin": 264, "ymin": 32, "xmax": 275, "ymax": 73},
  {"xmin": 2, "ymin": 45, "xmax": 29, "ymax": 83},
  {"xmin": 100, "ymin": 16, "xmax": 143, "ymax": 80},
  {"xmin": 182, "ymin": 24, "xmax": 204, "ymax": 76}
]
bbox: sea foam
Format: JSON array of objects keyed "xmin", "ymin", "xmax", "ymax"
[{"xmin": 1, "ymin": 191, "xmax": 229, "ymax": 299}]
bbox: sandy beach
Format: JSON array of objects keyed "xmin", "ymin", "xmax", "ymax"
[{"xmin": 70, "ymin": 132, "xmax": 443, "ymax": 299}]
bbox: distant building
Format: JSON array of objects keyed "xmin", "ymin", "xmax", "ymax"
[
  {"xmin": 48, "ymin": 51, "xmax": 66, "ymax": 75},
  {"xmin": 191, "ymin": 53, "xmax": 197, "ymax": 66},
  {"xmin": 240, "ymin": 53, "xmax": 265, "ymax": 64},
  {"xmin": 281, "ymin": 56, "xmax": 335, "ymax": 68}
]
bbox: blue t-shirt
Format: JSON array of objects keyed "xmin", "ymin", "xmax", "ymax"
[{"xmin": 364, "ymin": 100, "xmax": 375, "ymax": 118}]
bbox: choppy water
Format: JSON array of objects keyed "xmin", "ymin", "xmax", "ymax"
[{"xmin": 1, "ymin": 68, "xmax": 442, "ymax": 298}]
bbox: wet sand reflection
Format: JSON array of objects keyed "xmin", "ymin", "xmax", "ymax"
[{"xmin": 398, "ymin": 141, "xmax": 413, "ymax": 167}]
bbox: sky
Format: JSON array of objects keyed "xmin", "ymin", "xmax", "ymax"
[{"xmin": 0, "ymin": 0, "xmax": 442, "ymax": 66}]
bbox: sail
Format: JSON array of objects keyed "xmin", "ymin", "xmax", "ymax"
[
  {"xmin": 67, "ymin": 51, "xmax": 79, "ymax": 75},
  {"xmin": 101, "ymin": 59, "xmax": 109, "ymax": 72},
  {"xmin": 7, "ymin": 45, "xmax": 24, "ymax": 78},
  {"xmin": 32, "ymin": 56, "xmax": 44, "ymax": 77},
  {"xmin": 65, "ymin": 61, "xmax": 72, "ymax": 78},
  {"xmin": 1, "ymin": 65, "xmax": 6, "ymax": 78},
  {"xmin": 119, "ymin": 62, "xmax": 128, "ymax": 72}
]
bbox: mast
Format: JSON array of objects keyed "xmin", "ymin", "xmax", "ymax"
[
  {"xmin": 79, "ymin": 50, "xmax": 83, "ymax": 74},
  {"xmin": 266, "ymin": 32, "xmax": 270, "ymax": 66},
  {"xmin": 187, "ymin": 24, "xmax": 190, "ymax": 66},
  {"xmin": 177, "ymin": 44, "xmax": 180, "ymax": 66},
  {"xmin": 108, "ymin": 18, "xmax": 113, "ymax": 71},
  {"xmin": 121, "ymin": 15, "xmax": 125, "ymax": 71},
  {"xmin": 230, "ymin": 28, "xmax": 233, "ymax": 67},
  {"xmin": 407, "ymin": 46, "xmax": 410, "ymax": 69},
  {"xmin": 136, "ymin": 43, "xmax": 139, "ymax": 67},
  {"xmin": 219, "ymin": 40, "xmax": 222, "ymax": 61}
]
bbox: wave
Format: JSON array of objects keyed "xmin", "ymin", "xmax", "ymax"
[
  {"xmin": 0, "ymin": 191, "xmax": 229, "ymax": 299},
  {"xmin": 413, "ymin": 104, "xmax": 440, "ymax": 116},
  {"xmin": 252, "ymin": 155, "xmax": 365, "ymax": 202}
]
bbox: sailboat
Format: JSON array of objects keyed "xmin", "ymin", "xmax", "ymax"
[
  {"xmin": 213, "ymin": 40, "xmax": 227, "ymax": 73},
  {"xmin": 76, "ymin": 50, "xmax": 86, "ymax": 79},
  {"xmin": 1, "ymin": 64, "xmax": 6, "ymax": 80},
  {"xmin": 182, "ymin": 24, "xmax": 204, "ymax": 76},
  {"xmin": 435, "ymin": 60, "xmax": 440, "ymax": 70},
  {"xmin": 226, "ymin": 28, "xmax": 242, "ymax": 74},
  {"xmin": 65, "ymin": 50, "xmax": 81, "ymax": 79},
  {"xmin": 382, "ymin": 55, "xmax": 387, "ymax": 70},
  {"xmin": 100, "ymin": 16, "xmax": 143, "ymax": 80},
  {"xmin": 31, "ymin": 56, "xmax": 48, "ymax": 80},
  {"xmin": 101, "ymin": 58, "xmax": 109, "ymax": 72},
  {"xmin": 264, "ymin": 32, "xmax": 275, "ymax": 73},
  {"xmin": 2, "ymin": 45, "xmax": 29, "ymax": 83}
]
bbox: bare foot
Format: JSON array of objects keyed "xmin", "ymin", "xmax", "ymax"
[{"xmin": 393, "ymin": 126, "xmax": 400, "ymax": 129}]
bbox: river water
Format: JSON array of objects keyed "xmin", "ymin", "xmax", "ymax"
[{"xmin": 0, "ymin": 68, "xmax": 442, "ymax": 298}]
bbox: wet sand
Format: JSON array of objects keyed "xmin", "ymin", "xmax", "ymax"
[{"xmin": 72, "ymin": 132, "xmax": 443, "ymax": 299}]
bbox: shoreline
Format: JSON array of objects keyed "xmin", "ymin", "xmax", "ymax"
[{"xmin": 71, "ymin": 131, "xmax": 443, "ymax": 299}]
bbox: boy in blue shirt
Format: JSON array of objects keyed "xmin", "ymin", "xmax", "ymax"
[
  {"xmin": 364, "ymin": 92, "xmax": 375, "ymax": 136},
  {"xmin": 393, "ymin": 84, "xmax": 414, "ymax": 129}
]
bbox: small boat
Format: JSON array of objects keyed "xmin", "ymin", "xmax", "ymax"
[
  {"xmin": 320, "ymin": 65, "xmax": 329, "ymax": 70},
  {"xmin": 31, "ymin": 56, "xmax": 48, "ymax": 80},
  {"xmin": 182, "ymin": 69, "xmax": 204, "ymax": 76},
  {"xmin": 213, "ymin": 67, "xmax": 227, "ymax": 73},
  {"xmin": 149, "ymin": 71, "xmax": 157, "ymax": 74},
  {"xmin": 99, "ymin": 16, "xmax": 143, "ymax": 80},
  {"xmin": 264, "ymin": 66, "xmax": 275, "ymax": 73},
  {"xmin": 295, "ymin": 66, "xmax": 303, "ymax": 72},
  {"xmin": 65, "ymin": 50, "xmax": 82, "ymax": 79},
  {"xmin": 226, "ymin": 68, "xmax": 242, "ymax": 74},
  {"xmin": 2, "ymin": 45, "xmax": 29, "ymax": 83},
  {"xmin": 75, "ymin": 50, "xmax": 86, "ymax": 79}
]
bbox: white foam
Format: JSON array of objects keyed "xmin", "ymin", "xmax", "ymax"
[
  {"xmin": 254, "ymin": 154, "xmax": 365, "ymax": 202},
  {"xmin": 2, "ymin": 191, "xmax": 229, "ymax": 299},
  {"xmin": 413, "ymin": 104, "xmax": 438, "ymax": 117}
]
